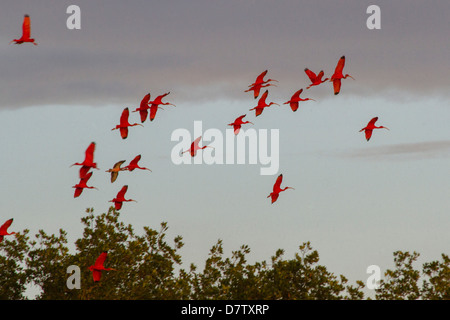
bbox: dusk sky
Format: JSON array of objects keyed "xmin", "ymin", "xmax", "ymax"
[{"xmin": 1, "ymin": 0, "xmax": 449, "ymax": 298}]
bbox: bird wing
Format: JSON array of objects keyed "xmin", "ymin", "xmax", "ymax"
[
  {"xmin": 80, "ymin": 171, "xmax": 93, "ymax": 183},
  {"xmin": 138, "ymin": 94, "xmax": 150, "ymax": 122},
  {"xmin": 94, "ymin": 251, "xmax": 108, "ymax": 268},
  {"xmin": 114, "ymin": 201, "xmax": 123, "ymax": 210},
  {"xmin": 120, "ymin": 107, "xmax": 130, "ymax": 125},
  {"xmin": 273, "ymin": 174, "xmax": 283, "ymax": 191},
  {"xmin": 22, "ymin": 15, "xmax": 31, "ymax": 39},
  {"xmin": 254, "ymin": 70, "xmax": 268, "ymax": 85},
  {"xmin": 333, "ymin": 79, "xmax": 341, "ymax": 95},
  {"xmin": 317, "ymin": 70, "xmax": 325, "ymax": 80},
  {"xmin": 117, "ymin": 185, "xmax": 128, "ymax": 198},
  {"xmin": 92, "ymin": 269, "xmax": 102, "ymax": 282},
  {"xmin": 138, "ymin": 108, "xmax": 148, "ymax": 123},
  {"xmin": 120, "ymin": 127, "xmax": 128, "ymax": 139},
  {"xmin": 110, "ymin": 171, "xmax": 119, "ymax": 183},
  {"xmin": 290, "ymin": 102, "xmax": 299, "ymax": 112},
  {"xmin": 79, "ymin": 166, "xmax": 91, "ymax": 179},
  {"xmin": 236, "ymin": 114, "xmax": 246, "ymax": 122},
  {"xmin": 304, "ymin": 68, "xmax": 317, "ymax": 82},
  {"xmin": 258, "ymin": 90, "xmax": 269, "ymax": 106},
  {"xmin": 249, "ymin": 84, "xmax": 261, "ymax": 99},
  {"xmin": 365, "ymin": 129, "xmax": 373, "ymax": 141},
  {"xmin": 113, "ymin": 160, "xmax": 126, "ymax": 169},
  {"xmin": 84, "ymin": 142, "xmax": 96, "ymax": 164},
  {"xmin": 152, "ymin": 94, "xmax": 165, "ymax": 105},
  {"xmin": 254, "ymin": 107, "xmax": 263, "ymax": 117},
  {"xmin": 368, "ymin": 117, "xmax": 379, "ymax": 127},
  {"xmin": 0, "ymin": 219, "xmax": 13, "ymax": 233},
  {"xmin": 334, "ymin": 56, "xmax": 346, "ymax": 74},
  {"xmin": 149, "ymin": 105, "xmax": 158, "ymax": 121},
  {"xmin": 129, "ymin": 155, "xmax": 141, "ymax": 167},
  {"xmin": 292, "ymin": 89, "xmax": 303, "ymax": 100},
  {"xmin": 74, "ymin": 187, "xmax": 83, "ymax": 198},
  {"xmin": 193, "ymin": 136, "xmax": 202, "ymax": 147},
  {"xmin": 141, "ymin": 93, "xmax": 151, "ymax": 106}
]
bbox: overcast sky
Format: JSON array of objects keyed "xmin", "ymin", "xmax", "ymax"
[
  {"xmin": 0, "ymin": 0, "xmax": 449, "ymax": 298},
  {"xmin": 1, "ymin": 0, "xmax": 450, "ymax": 107}
]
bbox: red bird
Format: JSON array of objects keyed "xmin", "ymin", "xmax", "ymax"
[
  {"xmin": 267, "ymin": 174, "xmax": 294, "ymax": 204},
  {"xmin": 112, "ymin": 107, "xmax": 143, "ymax": 139},
  {"xmin": 72, "ymin": 171, "xmax": 98, "ymax": 198},
  {"xmin": 245, "ymin": 70, "xmax": 278, "ymax": 99},
  {"xmin": 148, "ymin": 92, "xmax": 176, "ymax": 121},
  {"xmin": 304, "ymin": 68, "xmax": 329, "ymax": 89},
  {"xmin": 123, "ymin": 155, "xmax": 152, "ymax": 172},
  {"xmin": 249, "ymin": 90, "xmax": 279, "ymax": 117},
  {"xmin": 359, "ymin": 117, "xmax": 389, "ymax": 141},
  {"xmin": 105, "ymin": 160, "xmax": 127, "ymax": 183},
  {"xmin": 283, "ymin": 89, "xmax": 315, "ymax": 112},
  {"xmin": 109, "ymin": 185, "xmax": 136, "ymax": 210},
  {"xmin": 71, "ymin": 142, "xmax": 99, "ymax": 179},
  {"xmin": 228, "ymin": 114, "xmax": 253, "ymax": 135},
  {"xmin": 181, "ymin": 136, "xmax": 214, "ymax": 157},
  {"xmin": 89, "ymin": 251, "xmax": 116, "ymax": 282},
  {"xmin": 329, "ymin": 56, "xmax": 354, "ymax": 95},
  {"xmin": 132, "ymin": 93, "xmax": 151, "ymax": 123},
  {"xmin": 0, "ymin": 218, "xmax": 16, "ymax": 242},
  {"xmin": 10, "ymin": 14, "xmax": 37, "ymax": 45}
]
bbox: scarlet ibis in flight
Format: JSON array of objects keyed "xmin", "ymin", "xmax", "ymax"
[
  {"xmin": 89, "ymin": 251, "xmax": 116, "ymax": 282},
  {"xmin": 132, "ymin": 93, "xmax": 151, "ymax": 123},
  {"xmin": 72, "ymin": 171, "xmax": 98, "ymax": 198},
  {"xmin": 228, "ymin": 114, "xmax": 253, "ymax": 135},
  {"xmin": 10, "ymin": 15, "xmax": 37, "ymax": 45},
  {"xmin": 359, "ymin": 117, "xmax": 389, "ymax": 141},
  {"xmin": 249, "ymin": 90, "xmax": 279, "ymax": 117},
  {"xmin": 123, "ymin": 155, "xmax": 152, "ymax": 172},
  {"xmin": 0, "ymin": 218, "xmax": 16, "ymax": 242},
  {"xmin": 304, "ymin": 68, "xmax": 329, "ymax": 89},
  {"xmin": 148, "ymin": 92, "xmax": 176, "ymax": 121},
  {"xmin": 267, "ymin": 174, "xmax": 294, "ymax": 204},
  {"xmin": 329, "ymin": 56, "xmax": 354, "ymax": 95},
  {"xmin": 245, "ymin": 70, "xmax": 278, "ymax": 99},
  {"xmin": 283, "ymin": 89, "xmax": 315, "ymax": 112},
  {"xmin": 71, "ymin": 142, "xmax": 99, "ymax": 179},
  {"xmin": 109, "ymin": 185, "xmax": 136, "ymax": 210},
  {"xmin": 105, "ymin": 160, "xmax": 127, "ymax": 183},
  {"xmin": 112, "ymin": 107, "xmax": 143, "ymax": 139},
  {"xmin": 181, "ymin": 136, "xmax": 214, "ymax": 157}
]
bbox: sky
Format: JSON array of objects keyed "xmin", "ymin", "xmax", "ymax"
[{"xmin": 0, "ymin": 0, "xmax": 449, "ymax": 298}]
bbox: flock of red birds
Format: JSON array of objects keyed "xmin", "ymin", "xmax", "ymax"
[{"xmin": 2, "ymin": 14, "xmax": 391, "ymax": 282}]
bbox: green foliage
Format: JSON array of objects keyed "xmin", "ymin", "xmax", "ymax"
[
  {"xmin": 0, "ymin": 207, "xmax": 448, "ymax": 300},
  {"xmin": 0, "ymin": 230, "xmax": 30, "ymax": 300},
  {"xmin": 375, "ymin": 251, "xmax": 421, "ymax": 300}
]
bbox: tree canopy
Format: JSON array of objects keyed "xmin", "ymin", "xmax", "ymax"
[{"xmin": 0, "ymin": 207, "xmax": 448, "ymax": 300}]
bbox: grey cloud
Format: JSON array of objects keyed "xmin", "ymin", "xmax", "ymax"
[
  {"xmin": 343, "ymin": 140, "xmax": 450, "ymax": 160},
  {"xmin": 1, "ymin": 0, "xmax": 450, "ymax": 109}
]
